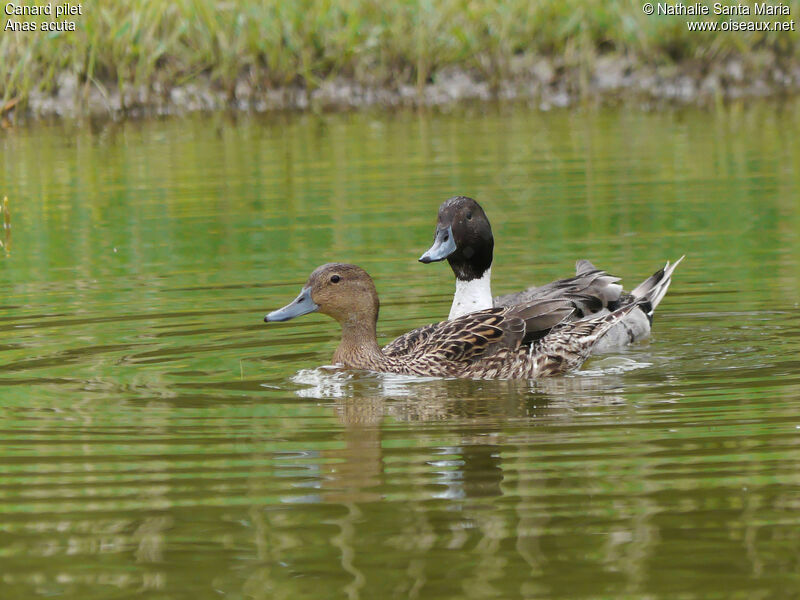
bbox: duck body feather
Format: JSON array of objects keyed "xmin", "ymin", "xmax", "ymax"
[
  {"xmin": 377, "ymin": 301, "xmax": 637, "ymax": 379},
  {"xmin": 265, "ymin": 263, "xmax": 637, "ymax": 380}
]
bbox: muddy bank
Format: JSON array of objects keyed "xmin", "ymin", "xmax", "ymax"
[{"xmin": 7, "ymin": 53, "xmax": 800, "ymax": 121}]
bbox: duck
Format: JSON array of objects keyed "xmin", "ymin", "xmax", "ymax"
[
  {"xmin": 418, "ymin": 196, "xmax": 683, "ymax": 353},
  {"xmin": 264, "ymin": 263, "xmax": 640, "ymax": 380}
]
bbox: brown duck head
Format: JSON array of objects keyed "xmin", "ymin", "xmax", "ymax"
[
  {"xmin": 265, "ymin": 263, "xmax": 380, "ymax": 328},
  {"xmin": 265, "ymin": 263, "xmax": 383, "ymax": 367}
]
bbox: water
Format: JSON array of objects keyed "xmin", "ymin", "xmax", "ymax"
[{"xmin": 1, "ymin": 103, "xmax": 799, "ymax": 599}]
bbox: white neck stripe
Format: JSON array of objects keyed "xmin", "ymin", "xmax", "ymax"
[{"xmin": 449, "ymin": 267, "xmax": 493, "ymax": 319}]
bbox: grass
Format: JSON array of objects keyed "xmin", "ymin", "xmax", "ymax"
[{"xmin": 2, "ymin": 0, "xmax": 799, "ymax": 112}]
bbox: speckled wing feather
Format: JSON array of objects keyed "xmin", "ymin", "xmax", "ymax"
[
  {"xmin": 382, "ymin": 323, "xmax": 439, "ymax": 358},
  {"xmin": 406, "ymin": 299, "xmax": 576, "ymax": 363},
  {"xmin": 532, "ymin": 303, "xmax": 641, "ymax": 373},
  {"xmin": 408, "ymin": 308, "xmax": 513, "ymax": 363},
  {"xmin": 495, "ymin": 264, "xmax": 622, "ymax": 317},
  {"xmin": 467, "ymin": 301, "xmax": 641, "ymax": 379},
  {"xmin": 513, "ymin": 299, "xmax": 580, "ymax": 344}
]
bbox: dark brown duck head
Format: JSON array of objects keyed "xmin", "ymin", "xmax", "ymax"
[
  {"xmin": 264, "ymin": 263, "xmax": 382, "ymax": 366},
  {"xmin": 419, "ymin": 196, "xmax": 494, "ymax": 282}
]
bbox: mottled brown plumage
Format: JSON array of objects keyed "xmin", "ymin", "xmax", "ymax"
[{"xmin": 265, "ymin": 263, "xmax": 639, "ymax": 380}]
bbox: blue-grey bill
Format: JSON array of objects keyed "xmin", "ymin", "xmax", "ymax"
[
  {"xmin": 264, "ymin": 287, "xmax": 319, "ymax": 322},
  {"xmin": 419, "ymin": 225, "xmax": 456, "ymax": 263}
]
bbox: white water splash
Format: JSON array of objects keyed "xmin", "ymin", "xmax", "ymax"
[
  {"xmin": 577, "ymin": 356, "xmax": 653, "ymax": 377},
  {"xmin": 291, "ymin": 366, "xmax": 354, "ymax": 399}
]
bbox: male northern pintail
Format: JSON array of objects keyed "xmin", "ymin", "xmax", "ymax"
[
  {"xmin": 418, "ymin": 196, "xmax": 683, "ymax": 353},
  {"xmin": 264, "ymin": 263, "xmax": 639, "ymax": 379}
]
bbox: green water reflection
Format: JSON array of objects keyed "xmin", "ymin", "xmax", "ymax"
[{"xmin": 1, "ymin": 103, "xmax": 799, "ymax": 599}]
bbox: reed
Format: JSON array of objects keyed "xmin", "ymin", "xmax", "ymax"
[{"xmin": 2, "ymin": 0, "xmax": 798, "ymax": 111}]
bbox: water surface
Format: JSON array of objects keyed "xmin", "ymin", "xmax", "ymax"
[{"xmin": 1, "ymin": 103, "xmax": 799, "ymax": 599}]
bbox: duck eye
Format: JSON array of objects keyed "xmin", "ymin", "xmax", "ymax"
[
  {"xmin": 330, "ymin": 275, "xmax": 340, "ymax": 283},
  {"xmin": 466, "ymin": 212, "xmax": 472, "ymax": 220}
]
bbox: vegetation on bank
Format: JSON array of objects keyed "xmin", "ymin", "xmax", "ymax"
[{"xmin": 2, "ymin": 0, "xmax": 799, "ymax": 115}]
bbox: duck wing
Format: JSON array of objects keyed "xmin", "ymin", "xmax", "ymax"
[
  {"xmin": 409, "ymin": 299, "xmax": 575, "ymax": 364},
  {"xmin": 454, "ymin": 301, "xmax": 640, "ymax": 379},
  {"xmin": 382, "ymin": 323, "xmax": 439, "ymax": 358},
  {"xmin": 495, "ymin": 265, "xmax": 622, "ymax": 317}
]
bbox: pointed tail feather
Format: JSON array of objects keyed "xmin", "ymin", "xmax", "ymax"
[
  {"xmin": 575, "ymin": 259, "xmax": 598, "ymax": 276},
  {"xmin": 629, "ymin": 255, "xmax": 685, "ymax": 320}
]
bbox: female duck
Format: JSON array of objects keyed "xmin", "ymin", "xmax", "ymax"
[
  {"xmin": 264, "ymin": 263, "xmax": 637, "ymax": 380},
  {"xmin": 418, "ymin": 196, "xmax": 683, "ymax": 351}
]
